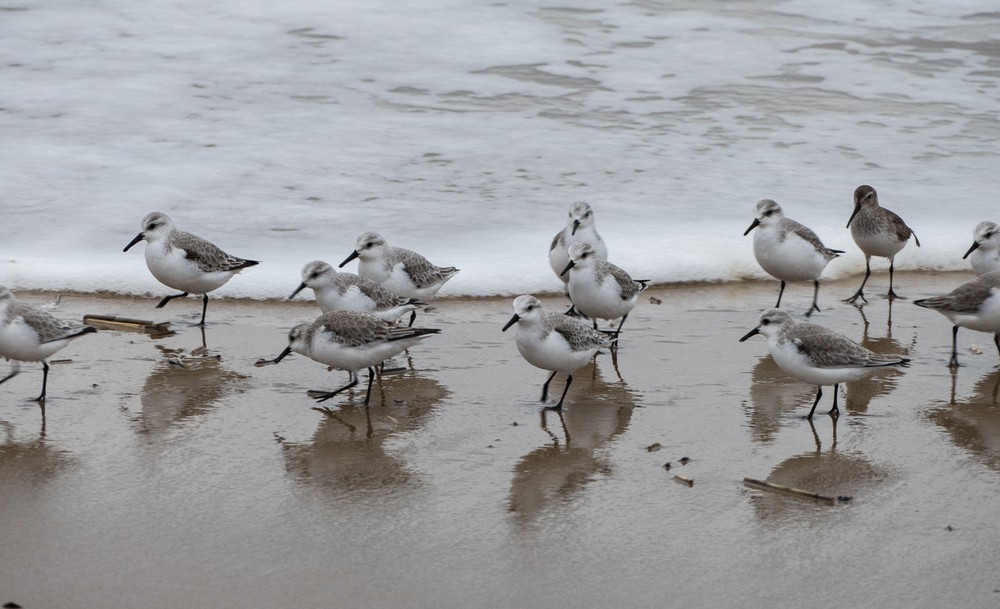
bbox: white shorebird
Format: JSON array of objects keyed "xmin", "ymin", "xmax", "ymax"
[
  {"xmin": 271, "ymin": 311, "xmax": 440, "ymax": 405},
  {"xmin": 560, "ymin": 242, "xmax": 648, "ymax": 339},
  {"xmin": 124, "ymin": 212, "xmax": 259, "ymax": 325},
  {"xmin": 549, "ymin": 201, "xmax": 608, "ymax": 285},
  {"xmin": 339, "ymin": 231, "xmax": 459, "ymax": 326},
  {"xmin": 845, "ymin": 185, "xmax": 920, "ymax": 303},
  {"xmin": 502, "ymin": 294, "xmax": 611, "ymax": 410},
  {"xmin": 740, "ymin": 308, "xmax": 909, "ymax": 418},
  {"xmin": 744, "ymin": 199, "xmax": 843, "ymax": 316},
  {"xmin": 963, "ymin": 221, "xmax": 1000, "ymax": 276},
  {"xmin": 289, "ymin": 260, "xmax": 420, "ymax": 323},
  {"xmin": 914, "ymin": 271, "xmax": 1000, "ymax": 367},
  {"xmin": 0, "ymin": 287, "xmax": 97, "ymax": 403}
]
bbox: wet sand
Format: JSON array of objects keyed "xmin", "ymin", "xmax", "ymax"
[{"xmin": 2, "ymin": 272, "xmax": 1000, "ymax": 608}]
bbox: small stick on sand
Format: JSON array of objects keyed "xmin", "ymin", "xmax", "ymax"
[
  {"xmin": 673, "ymin": 474, "xmax": 694, "ymax": 487},
  {"xmin": 743, "ymin": 477, "xmax": 851, "ymax": 504},
  {"xmin": 83, "ymin": 314, "xmax": 172, "ymax": 336}
]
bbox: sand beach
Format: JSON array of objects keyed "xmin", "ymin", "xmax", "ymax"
[{"xmin": 2, "ymin": 272, "xmax": 999, "ymax": 608}]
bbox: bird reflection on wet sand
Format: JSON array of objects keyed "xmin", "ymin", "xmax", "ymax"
[
  {"xmin": 749, "ymin": 418, "xmax": 888, "ymax": 521},
  {"xmin": 130, "ymin": 344, "xmax": 247, "ymax": 435},
  {"xmin": 744, "ymin": 305, "xmax": 913, "ymax": 438},
  {"xmin": 0, "ymin": 418, "xmax": 74, "ymax": 487},
  {"xmin": 929, "ymin": 368, "xmax": 1000, "ymax": 472},
  {"xmin": 844, "ymin": 305, "xmax": 914, "ymax": 414},
  {"xmin": 745, "ymin": 354, "xmax": 815, "ymax": 443},
  {"xmin": 277, "ymin": 371, "xmax": 448, "ymax": 492},
  {"xmin": 508, "ymin": 360, "xmax": 637, "ymax": 526}
]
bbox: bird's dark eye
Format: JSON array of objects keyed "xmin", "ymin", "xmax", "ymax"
[
  {"xmin": 584, "ymin": 211, "xmax": 591, "ymax": 217},
  {"xmin": 310, "ymin": 272, "xmax": 320, "ymax": 280},
  {"xmin": 987, "ymin": 232, "xmax": 995, "ymax": 239},
  {"xmin": 761, "ymin": 319, "xmax": 770, "ymax": 326},
  {"xmin": 764, "ymin": 210, "xmax": 775, "ymax": 216}
]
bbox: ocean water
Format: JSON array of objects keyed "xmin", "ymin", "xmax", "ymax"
[{"xmin": 1, "ymin": 0, "xmax": 998, "ymax": 299}]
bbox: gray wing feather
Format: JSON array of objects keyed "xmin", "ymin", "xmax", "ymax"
[
  {"xmin": 393, "ymin": 247, "xmax": 458, "ymax": 289},
  {"xmin": 549, "ymin": 231, "xmax": 564, "ymax": 253},
  {"xmin": 602, "ymin": 262, "xmax": 645, "ymax": 300},
  {"xmin": 783, "ymin": 218, "xmax": 842, "ymax": 259},
  {"xmin": 791, "ymin": 325, "xmax": 877, "ymax": 368},
  {"xmin": 885, "ymin": 209, "xmax": 916, "ymax": 243},
  {"xmin": 316, "ymin": 312, "xmax": 388, "ymax": 347},
  {"xmin": 174, "ymin": 230, "xmax": 257, "ymax": 273},
  {"xmin": 551, "ymin": 314, "xmax": 610, "ymax": 352},
  {"xmin": 9, "ymin": 301, "xmax": 85, "ymax": 343},
  {"xmin": 342, "ymin": 274, "xmax": 412, "ymax": 309},
  {"xmin": 916, "ymin": 272, "xmax": 1000, "ymax": 314}
]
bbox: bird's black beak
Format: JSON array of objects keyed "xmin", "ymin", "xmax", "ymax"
[
  {"xmin": 963, "ymin": 241, "xmax": 981, "ymax": 260},
  {"xmin": 501, "ymin": 314, "xmax": 520, "ymax": 332},
  {"xmin": 743, "ymin": 218, "xmax": 760, "ymax": 236},
  {"xmin": 339, "ymin": 250, "xmax": 360, "ymax": 268},
  {"xmin": 560, "ymin": 260, "xmax": 575, "ymax": 277},
  {"xmin": 289, "ymin": 283, "xmax": 307, "ymax": 300},
  {"xmin": 273, "ymin": 346, "xmax": 293, "ymax": 364},
  {"xmin": 846, "ymin": 205, "xmax": 861, "ymax": 229},
  {"xmin": 571, "ymin": 219, "xmax": 581, "ymax": 236},
  {"xmin": 739, "ymin": 327, "xmax": 760, "ymax": 342},
  {"xmin": 123, "ymin": 232, "xmax": 144, "ymax": 252}
]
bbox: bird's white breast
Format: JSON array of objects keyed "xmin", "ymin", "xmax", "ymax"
[{"xmin": 753, "ymin": 226, "xmax": 828, "ymax": 281}]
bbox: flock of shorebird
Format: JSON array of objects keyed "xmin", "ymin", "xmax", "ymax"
[
  {"xmin": 1, "ymin": 186, "xmax": 1000, "ymax": 418},
  {"xmin": 740, "ymin": 184, "xmax": 1000, "ymax": 418}
]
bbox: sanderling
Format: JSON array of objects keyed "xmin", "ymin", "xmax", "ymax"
[
  {"xmin": 739, "ymin": 308, "xmax": 908, "ymax": 418},
  {"xmin": 289, "ymin": 260, "xmax": 420, "ymax": 323},
  {"xmin": 0, "ymin": 286, "xmax": 97, "ymax": 403},
  {"xmin": 914, "ymin": 271, "xmax": 1000, "ymax": 367},
  {"xmin": 963, "ymin": 221, "xmax": 1000, "ymax": 276},
  {"xmin": 845, "ymin": 185, "xmax": 920, "ymax": 303},
  {"xmin": 124, "ymin": 212, "xmax": 259, "ymax": 326},
  {"xmin": 270, "ymin": 311, "xmax": 440, "ymax": 405},
  {"xmin": 549, "ymin": 201, "xmax": 608, "ymax": 285},
  {"xmin": 502, "ymin": 294, "xmax": 611, "ymax": 410},
  {"xmin": 744, "ymin": 199, "xmax": 843, "ymax": 316},
  {"xmin": 560, "ymin": 242, "xmax": 648, "ymax": 339},
  {"xmin": 339, "ymin": 231, "xmax": 458, "ymax": 326}
]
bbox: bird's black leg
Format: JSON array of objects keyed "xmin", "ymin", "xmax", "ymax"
[
  {"xmin": 614, "ymin": 313, "xmax": 630, "ymax": 339},
  {"xmin": 827, "ymin": 383, "xmax": 840, "ymax": 418},
  {"xmin": 198, "ymin": 294, "xmax": 209, "ymax": 326},
  {"xmin": 806, "ymin": 386, "xmax": 823, "ymax": 419},
  {"xmin": 308, "ymin": 372, "xmax": 360, "ymax": 403},
  {"xmin": 806, "ymin": 280, "xmax": 821, "ymax": 317},
  {"xmin": 886, "ymin": 260, "xmax": 904, "ymax": 300},
  {"xmin": 0, "ymin": 362, "xmax": 19, "ymax": 387},
  {"xmin": 361, "ymin": 367, "xmax": 376, "ymax": 405},
  {"xmin": 540, "ymin": 370, "xmax": 558, "ymax": 402},
  {"xmin": 546, "ymin": 374, "xmax": 574, "ymax": 411},
  {"xmin": 156, "ymin": 291, "xmax": 189, "ymax": 309},
  {"xmin": 845, "ymin": 259, "xmax": 871, "ymax": 304},
  {"xmin": 34, "ymin": 361, "xmax": 49, "ymax": 403},
  {"xmin": 775, "ymin": 280, "xmax": 786, "ymax": 308},
  {"xmin": 949, "ymin": 325, "xmax": 961, "ymax": 368}
]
